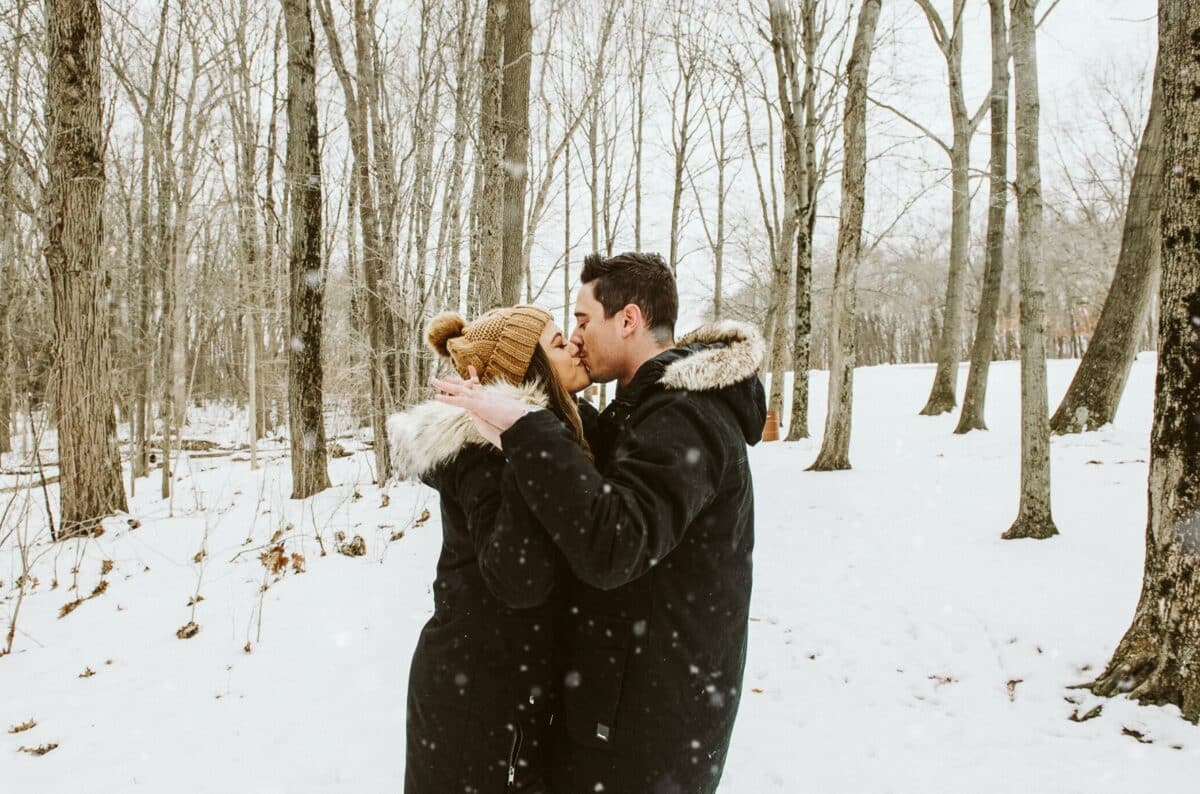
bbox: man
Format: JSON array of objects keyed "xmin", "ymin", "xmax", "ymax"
[{"xmin": 434, "ymin": 252, "xmax": 765, "ymax": 793}]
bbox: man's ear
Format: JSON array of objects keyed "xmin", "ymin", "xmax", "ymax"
[{"xmin": 619, "ymin": 304, "xmax": 642, "ymax": 339}]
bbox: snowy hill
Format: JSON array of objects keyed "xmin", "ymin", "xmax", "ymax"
[{"xmin": 3, "ymin": 354, "xmax": 1197, "ymax": 793}]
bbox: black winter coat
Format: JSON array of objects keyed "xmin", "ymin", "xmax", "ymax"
[
  {"xmin": 386, "ymin": 382, "xmax": 564, "ymax": 794},
  {"xmin": 498, "ymin": 321, "xmax": 767, "ymax": 794}
]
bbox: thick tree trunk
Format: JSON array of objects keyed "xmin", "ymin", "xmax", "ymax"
[
  {"xmin": 809, "ymin": 0, "xmax": 882, "ymax": 471},
  {"xmin": 1050, "ymin": 67, "xmax": 1163, "ymax": 434},
  {"xmin": 1090, "ymin": 0, "xmax": 1200, "ymax": 720},
  {"xmin": 955, "ymin": 0, "xmax": 1010, "ymax": 434},
  {"xmin": 44, "ymin": 0, "xmax": 128, "ymax": 536},
  {"xmin": 1002, "ymin": 0, "xmax": 1057, "ymax": 540},
  {"xmin": 499, "ymin": 0, "xmax": 530, "ymax": 306},
  {"xmin": 280, "ymin": 0, "xmax": 330, "ymax": 499}
]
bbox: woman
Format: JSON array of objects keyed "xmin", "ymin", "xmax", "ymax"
[{"xmin": 386, "ymin": 305, "xmax": 591, "ymax": 793}]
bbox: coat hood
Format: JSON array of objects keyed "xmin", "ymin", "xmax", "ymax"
[
  {"xmin": 386, "ymin": 381, "xmax": 547, "ymax": 481},
  {"xmin": 659, "ymin": 320, "xmax": 765, "ymax": 392}
]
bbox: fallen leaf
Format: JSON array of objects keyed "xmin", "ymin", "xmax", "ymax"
[
  {"xmin": 100, "ymin": 560, "xmax": 114, "ymax": 576},
  {"xmin": 1006, "ymin": 678, "xmax": 1024, "ymax": 702},
  {"xmin": 58, "ymin": 599, "xmax": 83, "ymax": 619},
  {"xmin": 7, "ymin": 719, "xmax": 36, "ymax": 734},
  {"xmin": 89, "ymin": 579, "xmax": 108, "ymax": 599},
  {"xmin": 1122, "ymin": 726, "xmax": 1152, "ymax": 744},
  {"xmin": 18, "ymin": 743, "xmax": 58, "ymax": 756},
  {"xmin": 380, "ymin": 493, "xmax": 391, "ymax": 509},
  {"xmin": 79, "ymin": 667, "xmax": 95, "ymax": 679},
  {"xmin": 389, "ymin": 529, "xmax": 406, "ymax": 542},
  {"xmin": 193, "ymin": 549, "xmax": 207, "ymax": 563},
  {"xmin": 337, "ymin": 535, "xmax": 367, "ymax": 558},
  {"xmin": 751, "ymin": 688, "xmax": 764, "ymax": 694},
  {"xmin": 243, "ymin": 642, "xmax": 252, "ymax": 654},
  {"xmin": 1070, "ymin": 705, "xmax": 1104, "ymax": 722},
  {"xmin": 413, "ymin": 508, "xmax": 431, "ymax": 527},
  {"xmin": 176, "ymin": 621, "xmax": 200, "ymax": 640}
]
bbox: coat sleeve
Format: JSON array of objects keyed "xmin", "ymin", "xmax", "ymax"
[
  {"xmin": 453, "ymin": 447, "xmax": 558, "ymax": 608},
  {"xmin": 498, "ymin": 399, "xmax": 726, "ymax": 591}
]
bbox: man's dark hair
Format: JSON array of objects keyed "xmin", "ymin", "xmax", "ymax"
[{"xmin": 580, "ymin": 251, "xmax": 678, "ymax": 342}]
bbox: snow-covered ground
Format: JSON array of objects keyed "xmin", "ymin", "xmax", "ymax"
[{"xmin": 2, "ymin": 354, "xmax": 1196, "ymax": 793}]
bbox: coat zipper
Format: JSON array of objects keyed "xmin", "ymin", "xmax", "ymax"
[{"xmin": 506, "ymin": 723, "xmax": 524, "ymax": 787}]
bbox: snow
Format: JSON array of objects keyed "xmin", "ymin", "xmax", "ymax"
[{"xmin": 3, "ymin": 354, "xmax": 1197, "ymax": 792}]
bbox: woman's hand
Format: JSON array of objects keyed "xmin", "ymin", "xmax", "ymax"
[{"xmin": 431, "ymin": 366, "xmax": 521, "ymax": 450}]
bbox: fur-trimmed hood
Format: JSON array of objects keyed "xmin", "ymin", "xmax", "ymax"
[
  {"xmin": 385, "ymin": 381, "xmax": 547, "ymax": 481},
  {"xmin": 660, "ymin": 320, "xmax": 765, "ymax": 392}
]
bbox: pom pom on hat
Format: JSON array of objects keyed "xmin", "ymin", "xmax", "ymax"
[{"xmin": 426, "ymin": 312, "xmax": 466, "ymax": 357}]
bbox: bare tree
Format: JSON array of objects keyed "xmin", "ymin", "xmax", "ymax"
[
  {"xmin": 1050, "ymin": 61, "xmax": 1162, "ymax": 434},
  {"xmin": 666, "ymin": 1, "xmax": 704, "ymax": 276},
  {"xmin": 1089, "ymin": 0, "xmax": 1200, "ymax": 720},
  {"xmin": 1002, "ymin": 0, "xmax": 1056, "ymax": 540},
  {"xmin": 499, "ymin": 0, "xmax": 531, "ymax": 306},
  {"xmin": 809, "ymin": 0, "xmax": 883, "ymax": 472},
  {"xmin": 280, "ymin": 0, "xmax": 330, "ymax": 498},
  {"xmin": 954, "ymin": 0, "xmax": 1009, "ymax": 433},
  {"xmin": 44, "ymin": 0, "xmax": 129, "ymax": 535}
]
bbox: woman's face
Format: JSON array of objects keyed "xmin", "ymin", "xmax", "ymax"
[{"xmin": 539, "ymin": 322, "xmax": 591, "ymax": 394}]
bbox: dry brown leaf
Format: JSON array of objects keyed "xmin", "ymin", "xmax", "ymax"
[
  {"xmin": 100, "ymin": 560, "xmax": 114, "ymax": 575},
  {"xmin": 337, "ymin": 535, "xmax": 367, "ymax": 558},
  {"xmin": 243, "ymin": 642, "xmax": 253, "ymax": 654},
  {"xmin": 290, "ymin": 553, "xmax": 306, "ymax": 574},
  {"xmin": 79, "ymin": 667, "xmax": 95, "ymax": 679},
  {"xmin": 389, "ymin": 529, "xmax": 406, "ymax": 542},
  {"xmin": 18, "ymin": 743, "xmax": 58, "ymax": 756},
  {"xmin": 186, "ymin": 594, "xmax": 205, "ymax": 606},
  {"xmin": 193, "ymin": 549, "xmax": 207, "ymax": 563},
  {"xmin": 751, "ymin": 688, "xmax": 764, "ymax": 694},
  {"xmin": 380, "ymin": 493, "xmax": 391, "ymax": 509},
  {"xmin": 58, "ymin": 599, "xmax": 83, "ymax": 619},
  {"xmin": 413, "ymin": 508, "xmax": 431, "ymax": 527},
  {"xmin": 176, "ymin": 621, "xmax": 200, "ymax": 639},
  {"xmin": 259, "ymin": 543, "xmax": 288, "ymax": 575},
  {"xmin": 7, "ymin": 718, "xmax": 36, "ymax": 734},
  {"xmin": 270, "ymin": 528, "xmax": 283, "ymax": 543},
  {"xmin": 89, "ymin": 579, "xmax": 109, "ymax": 599}
]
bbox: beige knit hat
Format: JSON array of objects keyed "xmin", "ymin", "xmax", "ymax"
[{"xmin": 426, "ymin": 305, "xmax": 554, "ymax": 385}]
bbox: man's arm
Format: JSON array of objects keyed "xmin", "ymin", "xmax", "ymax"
[{"xmin": 498, "ymin": 399, "xmax": 724, "ymax": 591}]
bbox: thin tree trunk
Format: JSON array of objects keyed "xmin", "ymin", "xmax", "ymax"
[
  {"xmin": 1050, "ymin": 66, "xmax": 1163, "ymax": 434},
  {"xmin": 809, "ymin": 0, "xmax": 882, "ymax": 471},
  {"xmin": 955, "ymin": 0, "xmax": 1010, "ymax": 434},
  {"xmin": 499, "ymin": 0, "xmax": 531, "ymax": 305},
  {"xmin": 472, "ymin": 0, "xmax": 505, "ymax": 312},
  {"xmin": 1002, "ymin": 0, "xmax": 1057, "ymax": 540},
  {"xmin": 1089, "ymin": 0, "xmax": 1200, "ymax": 720},
  {"xmin": 280, "ymin": 0, "xmax": 330, "ymax": 499},
  {"xmin": 44, "ymin": 0, "xmax": 128, "ymax": 536}
]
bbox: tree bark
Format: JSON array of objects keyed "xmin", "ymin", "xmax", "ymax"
[
  {"xmin": 917, "ymin": 0, "xmax": 986, "ymax": 417},
  {"xmin": 499, "ymin": 0, "xmax": 531, "ymax": 305},
  {"xmin": 280, "ymin": 0, "xmax": 330, "ymax": 499},
  {"xmin": 44, "ymin": 0, "xmax": 128, "ymax": 536},
  {"xmin": 787, "ymin": 0, "xmax": 819, "ymax": 442},
  {"xmin": 1002, "ymin": 0, "xmax": 1057, "ymax": 540},
  {"xmin": 1090, "ymin": 0, "xmax": 1200, "ymax": 721},
  {"xmin": 809, "ymin": 0, "xmax": 882, "ymax": 471},
  {"xmin": 955, "ymin": 0, "xmax": 1010, "ymax": 434},
  {"xmin": 472, "ymin": 0, "xmax": 506, "ymax": 312},
  {"xmin": 1050, "ymin": 64, "xmax": 1163, "ymax": 434}
]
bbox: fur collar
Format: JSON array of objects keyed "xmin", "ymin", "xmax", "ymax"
[
  {"xmin": 385, "ymin": 381, "xmax": 547, "ymax": 481},
  {"xmin": 659, "ymin": 320, "xmax": 765, "ymax": 392}
]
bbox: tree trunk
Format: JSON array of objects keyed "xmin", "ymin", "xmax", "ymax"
[
  {"xmin": 955, "ymin": 0, "xmax": 1010, "ymax": 434},
  {"xmin": 472, "ymin": 0, "xmax": 505, "ymax": 312},
  {"xmin": 809, "ymin": 0, "xmax": 882, "ymax": 471},
  {"xmin": 499, "ymin": 0, "xmax": 531, "ymax": 305},
  {"xmin": 280, "ymin": 0, "xmax": 330, "ymax": 499},
  {"xmin": 918, "ymin": 0, "xmax": 980, "ymax": 417},
  {"xmin": 787, "ymin": 0, "xmax": 819, "ymax": 442},
  {"xmin": 44, "ymin": 0, "xmax": 128, "ymax": 536},
  {"xmin": 1050, "ymin": 66, "xmax": 1163, "ymax": 434},
  {"xmin": 1089, "ymin": 0, "xmax": 1200, "ymax": 721},
  {"xmin": 1002, "ymin": 0, "xmax": 1057, "ymax": 540}
]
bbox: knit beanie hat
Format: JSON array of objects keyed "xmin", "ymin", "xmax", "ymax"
[{"xmin": 426, "ymin": 305, "xmax": 554, "ymax": 384}]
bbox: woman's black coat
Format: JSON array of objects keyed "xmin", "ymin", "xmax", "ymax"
[{"xmin": 387, "ymin": 382, "xmax": 562, "ymax": 793}]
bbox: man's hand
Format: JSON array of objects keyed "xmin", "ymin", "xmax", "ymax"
[{"xmin": 432, "ymin": 366, "xmax": 536, "ymax": 449}]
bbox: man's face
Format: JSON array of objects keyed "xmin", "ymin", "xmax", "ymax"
[{"xmin": 571, "ymin": 282, "xmax": 624, "ymax": 383}]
